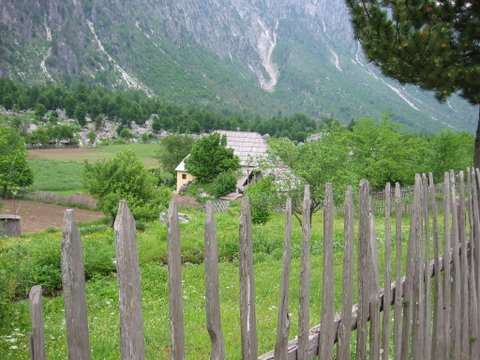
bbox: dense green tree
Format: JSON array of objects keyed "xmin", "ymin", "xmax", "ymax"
[
  {"xmin": 349, "ymin": 118, "xmax": 427, "ymax": 188},
  {"xmin": 157, "ymin": 134, "xmax": 195, "ymax": 174},
  {"xmin": 0, "ymin": 127, "xmax": 33, "ymax": 197},
  {"xmin": 346, "ymin": 0, "xmax": 480, "ymax": 167},
  {"xmin": 83, "ymin": 151, "xmax": 171, "ymax": 224},
  {"xmin": 185, "ymin": 133, "xmax": 240, "ymax": 183},
  {"xmin": 427, "ymin": 130, "xmax": 474, "ymax": 181},
  {"xmin": 269, "ymin": 125, "xmax": 359, "ymax": 217}
]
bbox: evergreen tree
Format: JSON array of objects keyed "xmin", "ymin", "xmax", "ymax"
[{"xmin": 346, "ymin": 1, "xmax": 480, "ymax": 167}]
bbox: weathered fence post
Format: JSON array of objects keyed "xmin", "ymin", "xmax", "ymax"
[
  {"xmin": 382, "ymin": 183, "xmax": 392, "ymax": 360},
  {"xmin": 357, "ymin": 180, "xmax": 370, "ymax": 360},
  {"xmin": 450, "ymin": 171, "xmax": 462, "ymax": 360},
  {"xmin": 319, "ymin": 183, "xmax": 335, "ymax": 360},
  {"xmin": 204, "ymin": 202, "xmax": 225, "ymax": 360},
  {"xmin": 298, "ymin": 185, "xmax": 311, "ymax": 360},
  {"xmin": 167, "ymin": 201, "xmax": 185, "ymax": 360},
  {"xmin": 467, "ymin": 169, "xmax": 479, "ymax": 359},
  {"xmin": 61, "ymin": 209, "xmax": 90, "ymax": 360},
  {"xmin": 29, "ymin": 285, "xmax": 46, "ymax": 360},
  {"xmin": 337, "ymin": 187, "xmax": 354, "ymax": 360},
  {"xmin": 442, "ymin": 172, "xmax": 452, "ymax": 351},
  {"xmin": 114, "ymin": 201, "xmax": 146, "ymax": 360},
  {"xmin": 239, "ymin": 197, "xmax": 258, "ymax": 360},
  {"xmin": 274, "ymin": 198, "xmax": 292, "ymax": 360},
  {"xmin": 429, "ymin": 173, "xmax": 446, "ymax": 360},
  {"xmin": 457, "ymin": 172, "xmax": 471, "ymax": 358},
  {"xmin": 393, "ymin": 183, "xmax": 403, "ymax": 360}
]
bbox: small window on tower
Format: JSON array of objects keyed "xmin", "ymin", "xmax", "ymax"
[{"xmin": 182, "ymin": 174, "xmax": 187, "ymax": 179}]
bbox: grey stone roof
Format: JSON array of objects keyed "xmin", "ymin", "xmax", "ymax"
[{"xmin": 216, "ymin": 130, "xmax": 268, "ymax": 167}]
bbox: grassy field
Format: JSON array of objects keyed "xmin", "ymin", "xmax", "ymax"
[
  {"xmin": 26, "ymin": 144, "xmax": 161, "ymax": 194},
  {"xmin": 0, "ymin": 203, "xmax": 417, "ymax": 359}
]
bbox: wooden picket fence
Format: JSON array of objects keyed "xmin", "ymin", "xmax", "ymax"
[{"xmin": 28, "ymin": 169, "xmax": 480, "ymax": 359}]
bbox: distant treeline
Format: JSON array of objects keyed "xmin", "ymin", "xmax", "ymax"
[{"xmin": 0, "ymin": 78, "xmax": 318, "ymax": 142}]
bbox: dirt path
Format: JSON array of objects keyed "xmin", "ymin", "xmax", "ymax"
[{"xmin": 2, "ymin": 199, "xmax": 104, "ymax": 233}]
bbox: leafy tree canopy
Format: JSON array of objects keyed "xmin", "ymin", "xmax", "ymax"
[
  {"xmin": 0, "ymin": 126, "xmax": 33, "ymax": 197},
  {"xmin": 346, "ymin": 0, "xmax": 480, "ymax": 165},
  {"xmin": 83, "ymin": 150, "xmax": 171, "ymax": 224},
  {"xmin": 157, "ymin": 134, "xmax": 195, "ymax": 175},
  {"xmin": 185, "ymin": 133, "xmax": 240, "ymax": 183}
]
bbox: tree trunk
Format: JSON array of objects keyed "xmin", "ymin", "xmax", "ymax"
[{"xmin": 475, "ymin": 106, "xmax": 480, "ymax": 171}]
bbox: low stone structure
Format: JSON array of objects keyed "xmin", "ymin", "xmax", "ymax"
[{"xmin": 0, "ymin": 214, "xmax": 21, "ymax": 237}]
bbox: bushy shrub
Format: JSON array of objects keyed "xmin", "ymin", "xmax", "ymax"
[
  {"xmin": 83, "ymin": 151, "xmax": 171, "ymax": 224},
  {"xmin": 245, "ymin": 176, "xmax": 283, "ymax": 224},
  {"xmin": 214, "ymin": 171, "xmax": 237, "ymax": 197}
]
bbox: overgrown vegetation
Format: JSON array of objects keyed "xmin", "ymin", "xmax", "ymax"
[{"xmin": 0, "ymin": 126, "xmax": 33, "ymax": 197}]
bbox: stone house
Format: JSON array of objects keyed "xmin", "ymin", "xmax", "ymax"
[{"xmin": 175, "ymin": 130, "xmax": 271, "ymax": 193}]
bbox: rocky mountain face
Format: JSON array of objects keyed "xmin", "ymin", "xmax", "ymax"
[{"xmin": 0, "ymin": 0, "xmax": 476, "ymax": 133}]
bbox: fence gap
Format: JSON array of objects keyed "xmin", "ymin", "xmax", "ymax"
[
  {"xmin": 298, "ymin": 185, "xmax": 312, "ymax": 360},
  {"xmin": 274, "ymin": 198, "xmax": 293, "ymax": 360},
  {"xmin": 337, "ymin": 187, "xmax": 354, "ymax": 360},
  {"xmin": 61, "ymin": 209, "xmax": 90, "ymax": 360},
  {"xmin": 204, "ymin": 202, "xmax": 225, "ymax": 360},
  {"xmin": 239, "ymin": 197, "xmax": 258, "ymax": 360},
  {"xmin": 29, "ymin": 285, "xmax": 46, "ymax": 360},
  {"xmin": 319, "ymin": 183, "xmax": 335, "ymax": 360},
  {"xmin": 167, "ymin": 200, "xmax": 186, "ymax": 360}
]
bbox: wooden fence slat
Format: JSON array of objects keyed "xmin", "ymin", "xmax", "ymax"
[
  {"xmin": 381, "ymin": 183, "xmax": 392, "ymax": 360},
  {"xmin": 467, "ymin": 169, "xmax": 479, "ymax": 359},
  {"xmin": 368, "ymin": 185, "xmax": 381, "ymax": 360},
  {"xmin": 274, "ymin": 198, "xmax": 293, "ymax": 360},
  {"xmin": 114, "ymin": 201, "xmax": 146, "ymax": 360},
  {"xmin": 298, "ymin": 185, "xmax": 312, "ymax": 360},
  {"xmin": 337, "ymin": 187, "xmax": 354, "ymax": 360},
  {"xmin": 204, "ymin": 202, "xmax": 225, "ymax": 360},
  {"xmin": 442, "ymin": 172, "xmax": 452, "ymax": 352},
  {"xmin": 411, "ymin": 175, "xmax": 425, "ymax": 360},
  {"xmin": 400, "ymin": 178, "xmax": 420, "ymax": 360},
  {"xmin": 239, "ymin": 197, "xmax": 258, "ymax": 360},
  {"xmin": 393, "ymin": 183, "xmax": 403, "ymax": 360},
  {"xmin": 450, "ymin": 171, "xmax": 462, "ymax": 360},
  {"xmin": 458, "ymin": 172, "xmax": 471, "ymax": 358},
  {"xmin": 61, "ymin": 209, "xmax": 90, "ymax": 360},
  {"xmin": 357, "ymin": 180, "xmax": 371, "ymax": 360},
  {"xmin": 429, "ymin": 173, "xmax": 446, "ymax": 360},
  {"xmin": 29, "ymin": 285, "xmax": 46, "ymax": 360},
  {"xmin": 422, "ymin": 174, "xmax": 432, "ymax": 360},
  {"xmin": 319, "ymin": 183, "xmax": 335, "ymax": 360},
  {"xmin": 475, "ymin": 168, "xmax": 480, "ymax": 308},
  {"xmin": 167, "ymin": 201, "xmax": 186, "ymax": 360}
]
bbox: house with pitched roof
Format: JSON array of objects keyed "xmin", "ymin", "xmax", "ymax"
[{"xmin": 175, "ymin": 130, "xmax": 283, "ymax": 193}]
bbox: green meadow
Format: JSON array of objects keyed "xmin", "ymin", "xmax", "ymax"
[{"xmin": 26, "ymin": 143, "xmax": 161, "ymax": 194}]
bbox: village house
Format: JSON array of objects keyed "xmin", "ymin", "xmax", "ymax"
[{"xmin": 175, "ymin": 130, "xmax": 273, "ymax": 193}]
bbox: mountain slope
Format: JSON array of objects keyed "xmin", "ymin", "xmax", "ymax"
[{"xmin": 0, "ymin": 0, "xmax": 476, "ymax": 133}]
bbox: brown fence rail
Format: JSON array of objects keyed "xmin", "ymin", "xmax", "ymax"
[{"xmin": 28, "ymin": 169, "xmax": 480, "ymax": 359}]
